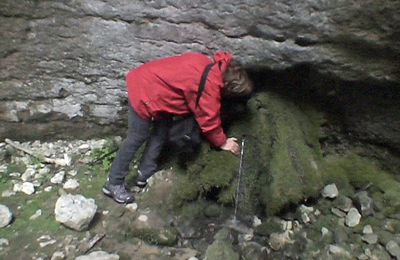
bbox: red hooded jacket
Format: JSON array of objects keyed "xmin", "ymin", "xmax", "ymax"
[{"xmin": 127, "ymin": 51, "xmax": 233, "ymax": 147}]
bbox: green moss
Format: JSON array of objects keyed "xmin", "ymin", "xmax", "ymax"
[
  {"xmin": 130, "ymin": 227, "xmax": 178, "ymax": 246},
  {"xmin": 171, "ymin": 174, "xmax": 200, "ymax": 207},
  {"xmin": 254, "ymin": 217, "xmax": 282, "ymax": 236},
  {"xmin": 321, "ymin": 154, "xmax": 400, "ymax": 215}
]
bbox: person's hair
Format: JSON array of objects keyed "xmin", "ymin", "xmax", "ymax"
[{"xmin": 223, "ymin": 62, "xmax": 254, "ymax": 97}]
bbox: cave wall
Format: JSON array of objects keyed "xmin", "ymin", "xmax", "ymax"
[{"xmin": 0, "ymin": 0, "xmax": 399, "ymax": 143}]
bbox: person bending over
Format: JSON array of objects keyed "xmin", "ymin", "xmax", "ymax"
[{"xmin": 103, "ymin": 51, "xmax": 254, "ymax": 204}]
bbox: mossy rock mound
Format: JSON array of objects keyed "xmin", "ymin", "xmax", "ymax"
[
  {"xmin": 172, "ymin": 92, "xmax": 400, "ymax": 218},
  {"xmin": 173, "ymin": 92, "xmax": 325, "ymax": 216}
]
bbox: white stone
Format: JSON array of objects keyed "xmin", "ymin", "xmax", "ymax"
[
  {"xmin": 51, "ymin": 171, "xmax": 65, "ymax": 184},
  {"xmin": 9, "ymin": 172, "xmax": 21, "ymax": 178},
  {"xmin": 21, "ymin": 168, "xmax": 36, "ymax": 181},
  {"xmin": 29, "ymin": 209, "xmax": 42, "ymax": 220},
  {"xmin": 329, "ymin": 245, "xmax": 351, "ymax": 257},
  {"xmin": 38, "ymin": 167, "xmax": 51, "ymax": 175},
  {"xmin": 253, "ymin": 216, "xmax": 262, "ymax": 227},
  {"xmin": 0, "ymin": 204, "xmax": 13, "ymax": 228},
  {"xmin": 244, "ymin": 233, "xmax": 253, "ymax": 241},
  {"xmin": 54, "ymin": 194, "xmax": 97, "ymax": 231},
  {"xmin": 50, "ymin": 251, "xmax": 65, "ymax": 260},
  {"xmin": 78, "ymin": 144, "xmax": 90, "ymax": 150},
  {"xmin": 321, "ymin": 227, "xmax": 329, "ymax": 237},
  {"xmin": 37, "ymin": 235, "xmax": 52, "ymax": 241},
  {"xmin": 1, "ymin": 190, "xmax": 16, "ymax": 197},
  {"xmin": 44, "ymin": 186, "xmax": 53, "ymax": 192},
  {"xmin": 138, "ymin": 215, "xmax": 148, "ymax": 222},
  {"xmin": 21, "ymin": 182, "xmax": 35, "ymax": 195},
  {"xmin": 321, "ymin": 183, "xmax": 339, "ymax": 199},
  {"xmin": 13, "ymin": 182, "xmax": 23, "ymax": 192},
  {"xmin": 345, "ymin": 207, "xmax": 361, "ymax": 227},
  {"xmin": 0, "ymin": 238, "xmax": 9, "ymax": 247},
  {"xmin": 63, "ymin": 179, "xmax": 80, "ymax": 190},
  {"xmin": 125, "ymin": 203, "xmax": 138, "ymax": 212},
  {"xmin": 67, "ymin": 170, "xmax": 77, "ymax": 176},
  {"xmin": 75, "ymin": 251, "xmax": 119, "ymax": 260},
  {"xmin": 39, "ymin": 239, "xmax": 56, "ymax": 248},
  {"xmin": 363, "ymin": 225, "xmax": 373, "ymax": 234},
  {"xmin": 188, "ymin": 257, "xmax": 199, "ymax": 260}
]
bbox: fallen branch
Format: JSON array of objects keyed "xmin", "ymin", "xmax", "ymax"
[{"xmin": 4, "ymin": 138, "xmax": 71, "ymax": 166}]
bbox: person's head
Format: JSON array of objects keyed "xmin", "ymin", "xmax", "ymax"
[{"xmin": 223, "ymin": 62, "xmax": 254, "ymax": 97}]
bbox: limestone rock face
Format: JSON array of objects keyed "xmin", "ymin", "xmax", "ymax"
[
  {"xmin": 0, "ymin": 0, "xmax": 399, "ymax": 142},
  {"xmin": 54, "ymin": 194, "xmax": 97, "ymax": 231}
]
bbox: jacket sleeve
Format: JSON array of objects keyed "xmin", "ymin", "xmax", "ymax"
[{"xmin": 184, "ymin": 77, "xmax": 227, "ymax": 148}]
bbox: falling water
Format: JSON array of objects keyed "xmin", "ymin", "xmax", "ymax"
[{"xmin": 233, "ymin": 137, "xmax": 246, "ymax": 223}]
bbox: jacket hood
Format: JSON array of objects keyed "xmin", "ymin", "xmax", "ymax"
[{"xmin": 213, "ymin": 51, "xmax": 233, "ymax": 74}]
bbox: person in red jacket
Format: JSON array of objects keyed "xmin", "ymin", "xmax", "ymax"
[{"xmin": 103, "ymin": 51, "xmax": 253, "ymax": 204}]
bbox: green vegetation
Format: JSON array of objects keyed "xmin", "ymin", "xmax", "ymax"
[{"xmin": 90, "ymin": 139, "xmax": 119, "ymax": 173}]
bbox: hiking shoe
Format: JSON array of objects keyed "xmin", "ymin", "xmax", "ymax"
[
  {"xmin": 102, "ymin": 183, "xmax": 135, "ymax": 204},
  {"xmin": 136, "ymin": 180, "xmax": 147, "ymax": 189}
]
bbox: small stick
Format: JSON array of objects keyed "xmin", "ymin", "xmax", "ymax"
[{"xmin": 4, "ymin": 138, "xmax": 70, "ymax": 166}]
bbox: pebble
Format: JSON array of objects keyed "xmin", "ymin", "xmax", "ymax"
[
  {"xmin": 345, "ymin": 207, "xmax": 361, "ymax": 227},
  {"xmin": 386, "ymin": 240, "xmax": 400, "ymax": 259},
  {"xmin": 138, "ymin": 215, "xmax": 148, "ymax": 222},
  {"xmin": 253, "ymin": 216, "xmax": 262, "ymax": 227},
  {"xmin": 63, "ymin": 179, "xmax": 80, "ymax": 190},
  {"xmin": 29, "ymin": 209, "xmax": 42, "ymax": 220},
  {"xmin": 363, "ymin": 225, "xmax": 373, "ymax": 234},
  {"xmin": 2, "ymin": 190, "xmax": 16, "ymax": 197},
  {"xmin": 126, "ymin": 203, "xmax": 138, "ymax": 212},
  {"xmin": 51, "ymin": 251, "xmax": 65, "ymax": 260},
  {"xmin": 0, "ymin": 238, "xmax": 9, "ymax": 247},
  {"xmin": 51, "ymin": 171, "xmax": 65, "ymax": 184},
  {"xmin": 21, "ymin": 182, "xmax": 35, "ymax": 195},
  {"xmin": 322, "ymin": 183, "xmax": 339, "ymax": 199},
  {"xmin": 39, "ymin": 239, "xmax": 57, "ymax": 248},
  {"xmin": 362, "ymin": 234, "xmax": 378, "ymax": 244}
]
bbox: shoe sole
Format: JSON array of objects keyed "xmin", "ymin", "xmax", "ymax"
[{"xmin": 102, "ymin": 187, "xmax": 133, "ymax": 204}]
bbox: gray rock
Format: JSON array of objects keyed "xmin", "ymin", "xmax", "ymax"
[
  {"xmin": 21, "ymin": 182, "xmax": 35, "ymax": 195},
  {"xmin": 268, "ymin": 231, "xmax": 294, "ymax": 251},
  {"xmin": 75, "ymin": 251, "xmax": 119, "ymax": 260},
  {"xmin": 361, "ymin": 234, "xmax": 378, "ymax": 245},
  {"xmin": 240, "ymin": 242, "xmax": 268, "ymax": 260},
  {"xmin": 334, "ymin": 195, "xmax": 353, "ymax": 212},
  {"xmin": 322, "ymin": 183, "xmax": 339, "ymax": 199},
  {"xmin": 329, "ymin": 245, "xmax": 351, "ymax": 258},
  {"xmin": 386, "ymin": 240, "xmax": 400, "ymax": 259},
  {"xmin": 204, "ymin": 228, "xmax": 239, "ymax": 260},
  {"xmin": 0, "ymin": 204, "xmax": 13, "ymax": 228},
  {"xmin": 354, "ymin": 191, "xmax": 375, "ymax": 217},
  {"xmin": 331, "ymin": 207, "xmax": 346, "ymax": 218},
  {"xmin": 334, "ymin": 226, "xmax": 349, "ymax": 244},
  {"xmin": 345, "ymin": 207, "xmax": 361, "ymax": 227},
  {"xmin": 63, "ymin": 179, "xmax": 80, "ymax": 190},
  {"xmin": 51, "ymin": 171, "xmax": 65, "ymax": 184},
  {"xmin": 362, "ymin": 225, "xmax": 373, "ymax": 234},
  {"xmin": 0, "ymin": 238, "xmax": 9, "ymax": 247},
  {"xmin": 50, "ymin": 251, "xmax": 65, "ymax": 260},
  {"xmin": 54, "ymin": 194, "xmax": 97, "ymax": 231}
]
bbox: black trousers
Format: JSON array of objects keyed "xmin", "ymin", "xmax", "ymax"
[{"xmin": 108, "ymin": 105, "xmax": 169, "ymax": 185}]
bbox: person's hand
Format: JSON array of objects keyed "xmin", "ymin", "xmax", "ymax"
[{"xmin": 220, "ymin": 137, "xmax": 240, "ymax": 156}]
